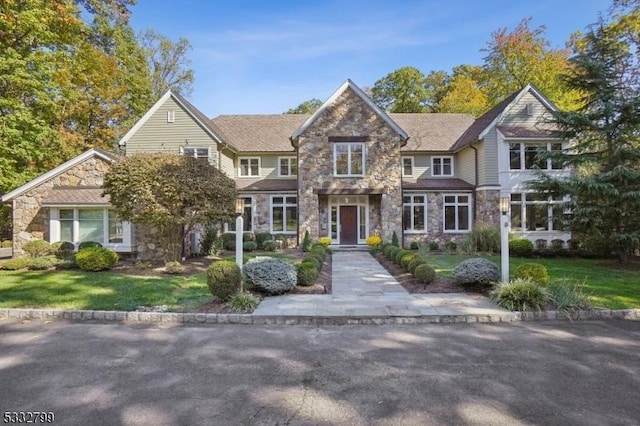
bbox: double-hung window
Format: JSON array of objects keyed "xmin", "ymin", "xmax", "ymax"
[
  {"xmin": 402, "ymin": 157, "xmax": 414, "ymax": 177},
  {"xmin": 510, "ymin": 193, "xmax": 565, "ymax": 232},
  {"xmin": 510, "ymin": 143, "xmax": 563, "ymax": 170},
  {"xmin": 443, "ymin": 195, "xmax": 471, "ymax": 232},
  {"xmin": 403, "ymin": 194, "xmax": 426, "ymax": 232},
  {"xmin": 182, "ymin": 147, "xmax": 209, "ymax": 164},
  {"xmin": 278, "ymin": 157, "xmax": 298, "ymax": 177},
  {"xmin": 238, "ymin": 157, "xmax": 260, "ymax": 177},
  {"xmin": 271, "ymin": 196, "xmax": 297, "ymax": 234},
  {"xmin": 333, "ymin": 143, "xmax": 365, "ymax": 176},
  {"xmin": 432, "ymin": 156, "xmax": 453, "ymax": 176}
]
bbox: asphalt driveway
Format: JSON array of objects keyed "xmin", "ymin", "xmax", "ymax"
[{"xmin": 1, "ymin": 319, "xmax": 639, "ymax": 425}]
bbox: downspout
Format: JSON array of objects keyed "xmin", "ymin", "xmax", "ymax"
[
  {"xmin": 400, "ymin": 137, "xmax": 409, "ymax": 249},
  {"xmin": 469, "ymin": 143, "xmax": 479, "ymax": 223}
]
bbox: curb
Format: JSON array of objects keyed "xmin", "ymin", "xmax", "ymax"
[{"xmin": 0, "ymin": 308, "xmax": 639, "ymax": 325}]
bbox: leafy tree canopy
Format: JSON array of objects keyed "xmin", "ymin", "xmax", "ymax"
[
  {"xmin": 371, "ymin": 66, "xmax": 429, "ymax": 113},
  {"xmin": 286, "ymin": 98, "xmax": 323, "ymax": 114}
]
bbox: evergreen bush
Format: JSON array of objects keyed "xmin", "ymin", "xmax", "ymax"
[
  {"xmin": 207, "ymin": 260, "xmax": 242, "ymax": 302},
  {"xmin": 75, "ymin": 247, "xmax": 118, "ymax": 271},
  {"xmin": 243, "ymin": 232, "xmax": 255, "ymax": 242},
  {"xmin": 254, "ymin": 232, "xmax": 273, "ymax": 249},
  {"xmin": 221, "ymin": 232, "xmax": 236, "ymax": 250},
  {"xmin": 509, "ymin": 238, "xmax": 534, "ymax": 257},
  {"xmin": 453, "ymin": 258, "xmax": 499, "ymax": 286},
  {"xmin": 27, "ymin": 256, "xmax": 58, "ymax": 270},
  {"xmin": 262, "ymin": 240, "xmax": 277, "ymax": 251},
  {"xmin": 408, "ymin": 257, "xmax": 427, "ymax": 274},
  {"xmin": 514, "ymin": 263, "xmax": 549, "ymax": 286},
  {"xmin": 391, "ymin": 231, "xmax": 399, "ymax": 247},
  {"xmin": 400, "ymin": 253, "xmax": 417, "ymax": 271},
  {"xmin": 23, "ymin": 239, "xmax": 51, "ymax": 258},
  {"xmin": 78, "ymin": 241, "xmax": 102, "ymax": 250},
  {"xmin": 394, "ymin": 249, "xmax": 411, "ymax": 265},
  {"xmin": 410, "ymin": 241, "xmax": 420, "ymax": 250},
  {"xmin": 243, "ymin": 241, "xmax": 257, "ymax": 252},
  {"xmin": 302, "ymin": 230, "xmax": 312, "ymax": 252},
  {"xmin": 0, "ymin": 257, "xmax": 30, "ymax": 270},
  {"xmin": 164, "ymin": 261, "xmax": 186, "ymax": 274},
  {"xmin": 297, "ymin": 262, "xmax": 319, "ymax": 286},
  {"xmin": 51, "ymin": 241, "xmax": 75, "ymax": 258},
  {"xmin": 414, "ymin": 264, "xmax": 437, "ymax": 284},
  {"xmin": 244, "ymin": 257, "xmax": 297, "ymax": 295},
  {"xmin": 0, "ymin": 240, "xmax": 11, "ymax": 248}
]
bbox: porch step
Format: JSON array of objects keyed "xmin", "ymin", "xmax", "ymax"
[{"xmin": 331, "ymin": 245, "xmax": 370, "ymax": 252}]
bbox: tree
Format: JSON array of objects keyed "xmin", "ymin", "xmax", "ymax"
[
  {"xmin": 436, "ymin": 65, "xmax": 489, "ymax": 116},
  {"xmin": 286, "ymin": 98, "xmax": 323, "ymax": 114},
  {"xmin": 138, "ymin": 29, "xmax": 194, "ymax": 98},
  {"xmin": 423, "ymin": 70, "xmax": 451, "ymax": 112},
  {"xmin": 371, "ymin": 66, "xmax": 429, "ymax": 112},
  {"xmin": 528, "ymin": 18, "xmax": 640, "ymax": 261},
  {"xmin": 103, "ymin": 153, "xmax": 237, "ymax": 261}
]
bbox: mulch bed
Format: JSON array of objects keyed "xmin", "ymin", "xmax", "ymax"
[{"xmin": 372, "ymin": 252, "xmax": 489, "ymax": 295}]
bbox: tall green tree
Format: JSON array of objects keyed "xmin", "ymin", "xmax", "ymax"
[
  {"xmin": 138, "ymin": 29, "xmax": 194, "ymax": 98},
  {"xmin": 529, "ymin": 18, "xmax": 640, "ymax": 261},
  {"xmin": 286, "ymin": 98, "xmax": 323, "ymax": 114},
  {"xmin": 371, "ymin": 66, "xmax": 429, "ymax": 112},
  {"xmin": 436, "ymin": 65, "xmax": 488, "ymax": 116}
]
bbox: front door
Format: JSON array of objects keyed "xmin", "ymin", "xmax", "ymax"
[{"xmin": 339, "ymin": 206, "xmax": 357, "ymax": 245}]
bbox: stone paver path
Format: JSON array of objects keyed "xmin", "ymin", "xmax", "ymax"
[{"xmin": 252, "ymin": 251, "xmax": 509, "ymax": 318}]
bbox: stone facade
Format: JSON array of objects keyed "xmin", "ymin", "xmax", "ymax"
[
  {"xmin": 296, "ymin": 87, "xmax": 404, "ymax": 243},
  {"xmin": 11, "ymin": 157, "xmax": 112, "ymax": 256},
  {"xmin": 475, "ymin": 189, "xmax": 501, "ymax": 226}
]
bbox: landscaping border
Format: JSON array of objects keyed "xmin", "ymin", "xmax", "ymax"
[{"xmin": 0, "ymin": 307, "xmax": 638, "ymax": 325}]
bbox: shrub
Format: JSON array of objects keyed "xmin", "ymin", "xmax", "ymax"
[
  {"xmin": 1, "ymin": 240, "xmax": 11, "ymax": 248},
  {"xmin": 0, "ymin": 257, "xmax": 30, "ymax": 270},
  {"xmin": 221, "ymin": 232, "xmax": 236, "ymax": 250},
  {"xmin": 388, "ymin": 246, "xmax": 402, "ymax": 261},
  {"xmin": 453, "ymin": 258, "xmax": 499, "ymax": 286},
  {"xmin": 254, "ymin": 232, "xmax": 273, "ymax": 249},
  {"xmin": 366, "ymin": 235, "xmax": 382, "ymax": 248},
  {"xmin": 200, "ymin": 228, "xmax": 223, "ymax": 256},
  {"xmin": 51, "ymin": 241, "xmax": 75, "ymax": 258},
  {"xmin": 302, "ymin": 230, "xmax": 312, "ymax": 252},
  {"xmin": 226, "ymin": 292, "xmax": 260, "ymax": 313},
  {"xmin": 535, "ymin": 239, "xmax": 548, "ymax": 251},
  {"xmin": 582, "ymin": 234, "xmax": 616, "ymax": 258},
  {"xmin": 445, "ymin": 241, "xmax": 458, "ymax": 253},
  {"xmin": 567, "ymin": 239, "xmax": 580, "ymax": 251},
  {"xmin": 383, "ymin": 245, "xmax": 396, "ymax": 259},
  {"xmin": 490, "ymin": 278, "xmax": 550, "ymax": 311},
  {"xmin": 414, "ymin": 264, "xmax": 437, "ymax": 284},
  {"xmin": 467, "ymin": 223, "xmax": 500, "ymax": 254},
  {"xmin": 207, "ymin": 261, "xmax": 242, "ymax": 301},
  {"xmin": 56, "ymin": 258, "xmax": 78, "ymax": 270},
  {"xmin": 164, "ymin": 261, "xmax": 186, "ymax": 274},
  {"xmin": 550, "ymin": 239, "xmax": 565, "ymax": 251},
  {"xmin": 428, "ymin": 241, "xmax": 439, "ymax": 251},
  {"xmin": 75, "ymin": 247, "xmax": 119, "ymax": 271},
  {"xmin": 303, "ymin": 255, "xmax": 322, "ymax": 271},
  {"xmin": 78, "ymin": 241, "xmax": 102, "ymax": 250},
  {"xmin": 244, "ymin": 257, "xmax": 297, "ymax": 295},
  {"xmin": 509, "ymin": 238, "xmax": 534, "ymax": 257},
  {"xmin": 514, "ymin": 263, "xmax": 549, "ymax": 286},
  {"xmin": 297, "ymin": 262, "xmax": 319, "ymax": 286},
  {"xmin": 548, "ymin": 279, "xmax": 592, "ymax": 315},
  {"xmin": 391, "ymin": 231, "xmax": 399, "ymax": 247},
  {"xmin": 395, "ymin": 249, "xmax": 411, "ymax": 265},
  {"xmin": 408, "ymin": 257, "xmax": 427, "ymax": 274},
  {"xmin": 311, "ymin": 244, "xmax": 327, "ymax": 255},
  {"xmin": 23, "ymin": 239, "xmax": 51, "ymax": 258},
  {"xmin": 262, "ymin": 240, "xmax": 277, "ymax": 251},
  {"xmin": 400, "ymin": 253, "xmax": 417, "ymax": 271},
  {"xmin": 243, "ymin": 241, "xmax": 257, "ymax": 252},
  {"xmin": 318, "ymin": 237, "xmax": 332, "ymax": 247},
  {"xmin": 27, "ymin": 256, "xmax": 58, "ymax": 270},
  {"xmin": 243, "ymin": 232, "xmax": 255, "ymax": 242}
]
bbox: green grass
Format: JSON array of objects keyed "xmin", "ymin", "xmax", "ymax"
[
  {"xmin": 420, "ymin": 254, "xmax": 640, "ymax": 309},
  {"xmin": 0, "ymin": 270, "xmax": 211, "ymax": 312}
]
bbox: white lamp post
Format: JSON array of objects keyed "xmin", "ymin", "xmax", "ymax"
[
  {"xmin": 500, "ymin": 196, "xmax": 510, "ymax": 282},
  {"xmin": 235, "ymin": 199, "xmax": 244, "ymax": 271}
]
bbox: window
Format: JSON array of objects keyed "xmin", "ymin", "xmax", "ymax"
[
  {"xmin": 432, "ymin": 156, "xmax": 453, "ymax": 176},
  {"xmin": 278, "ymin": 157, "xmax": 298, "ymax": 177},
  {"xmin": 333, "ymin": 143, "xmax": 365, "ymax": 176},
  {"xmin": 238, "ymin": 158, "xmax": 260, "ymax": 177},
  {"xmin": 228, "ymin": 197, "xmax": 253, "ymax": 232},
  {"xmin": 511, "ymin": 193, "xmax": 565, "ymax": 232},
  {"xmin": 271, "ymin": 196, "xmax": 297, "ymax": 233},
  {"xmin": 403, "ymin": 194, "xmax": 426, "ymax": 232},
  {"xmin": 55, "ymin": 208, "xmax": 125, "ymax": 246},
  {"xmin": 402, "ymin": 157, "xmax": 414, "ymax": 177},
  {"xmin": 182, "ymin": 147, "xmax": 209, "ymax": 164},
  {"xmin": 443, "ymin": 194, "xmax": 471, "ymax": 232},
  {"xmin": 167, "ymin": 110, "xmax": 175, "ymax": 123},
  {"xmin": 509, "ymin": 143, "xmax": 564, "ymax": 170}
]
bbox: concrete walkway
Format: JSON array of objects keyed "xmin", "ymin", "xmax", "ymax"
[{"xmin": 253, "ymin": 251, "xmax": 509, "ymax": 318}]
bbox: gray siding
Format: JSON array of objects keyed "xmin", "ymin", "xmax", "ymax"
[
  {"xmin": 457, "ymin": 148, "xmax": 476, "ymax": 185},
  {"xmin": 481, "ymin": 127, "xmax": 499, "ymax": 186},
  {"xmin": 219, "ymin": 150, "xmax": 235, "ymax": 178},
  {"xmin": 404, "ymin": 154, "xmax": 459, "ymax": 179},
  {"xmin": 500, "ymin": 92, "xmax": 554, "ymax": 127}
]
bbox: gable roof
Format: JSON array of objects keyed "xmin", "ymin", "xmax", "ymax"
[
  {"xmin": 290, "ymin": 79, "xmax": 408, "ymax": 142},
  {"xmin": 450, "ymin": 83, "xmax": 557, "ymax": 152},
  {"xmin": 212, "ymin": 114, "xmax": 307, "ymax": 152},
  {"xmin": 118, "ymin": 90, "xmax": 236, "ymax": 152},
  {"xmin": 41, "ymin": 187, "xmax": 111, "ymax": 206},
  {"xmin": 390, "ymin": 113, "xmax": 475, "ymax": 152},
  {"xmin": 1, "ymin": 148, "xmax": 118, "ymax": 202}
]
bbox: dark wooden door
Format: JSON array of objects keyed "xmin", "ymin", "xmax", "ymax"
[{"xmin": 340, "ymin": 206, "xmax": 357, "ymax": 245}]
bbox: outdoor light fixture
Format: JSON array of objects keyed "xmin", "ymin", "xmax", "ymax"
[
  {"xmin": 235, "ymin": 199, "xmax": 244, "ymax": 270},
  {"xmin": 499, "ymin": 196, "xmax": 510, "ymax": 282},
  {"xmin": 235, "ymin": 199, "xmax": 244, "ymax": 216},
  {"xmin": 500, "ymin": 197, "xmax": 510, "ymax": 215}
]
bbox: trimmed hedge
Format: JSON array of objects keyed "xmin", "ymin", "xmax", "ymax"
[
  {"xmin": 414, "ymin": 263, "xmax": 437, "ymax": 284},
  {"xmin": 514, "ymin": 263, "xmax": 549, "ymax": 286},
  {"xmin": 75, "ymin": 247, "xmax": 118, "ymax": 271},
  {"xmin": 262, "ymin": 240, "xmax": 277, "ymax": 251},
  {"xmin": 207, "ymin": 260, "xmax": 242, "ymax": 302},
  {"xmin": 509, "ymin": 238, "xmax": 534, "ymax": 257},
  {"xmin": 400, "ymin": 253, "xmax": 417, "ymax": 271},
  {"xmin": 297, "ymin": 262, "xmax": 319, "ymax": 286},
  {"xmin": 23, "ymin": 240, "xmax": 51, "ymax": 258},
  {"xmin": 78, "ymin": 241, "xmax": 102, "ymax": 250},
  {"xmin": 408, "ymin": 257, "xmax": 427, "ymax": 274},
  {"xmin": 395, "ymin": 249, "xmax": 412, "ymax": 265},
  {"xmin": 243, "ymin": 241, "xmax": 257, "ymax": 252},
  {"xmin": 254, "ymin": 232, "xmax": 273, "ymax": 249}
]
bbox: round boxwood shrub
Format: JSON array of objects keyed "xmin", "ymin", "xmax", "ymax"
[
  {"xmin": 53, "ymin": 241, "xmax": 75, "ymax": 258},
  {"xmin": 262, "ymin": 240, "xmax": 277, "ymax": 251},
  {"xmin": 78, "ymin": 241, "xmax": 102, "ymax": 250},
  {"xmin": 311, "ymin": 244, "xmax": 327, "ymax": 257},
  {"xmin": 414, "ymin": 263, "xmax": 437, "ymax": 284},
  {"xmin": 308, "ymin": 253, "xmax": 325, "ymax": 271},
  {"xmin": 75, "ymin": 246, "xmax": 119, "ymax": 271},
  {"xmin": 514, "ymin": 263, "xmax": 549, "ymax": 286},
  {"xmin": 221, "ymin": 232, "xmax": 236, "ymax": 250},
  {"xmin": 490, "ymin": 278, "xmax": 550, "ymax": 312},
  {"xmin": 453, "ymin": 258, "xmax": 499, "ymax": 286},
  {"xmin": 408, "ymin": 257, "xmax": 427, "ymax": 274},
  {"xmin": 509, "ymin": 238, "xmax": 534, "ymax": 257},
  {"xmin": 302, "ymin": 255, "xmax": 322, "ymax": 270},
  {"xmin": 410, "ymin": 241, "xmax": 420, "ymax": 250},
  {"xmin": 244, "ymin": 257, "xmax": 297, "ymax": 295},
  {"xmin": 0, "ymin": 257, "xmax": 30, "ymax": 270},
  {"xmin": 254, "ymin": 232, "xmax": 273, "ymax": 249},
  {"xmin": 207, "ymin": 260, "xmax": 242, "ymax": 302},
  {"xmin": 23, "ymin": 239, "xmax": 51, "ymax": 257},
  {"xmin": 297, "ymin": 262, "xmax": 319, "ymax": 286},
  {"xmin": 243, "ymin": 241, "xmax": 257, "ymax": 252},
  {"xmin": 243, "ymin": 232, "xmax": 255, "ymax": 242},
  {"xmin": 400, "ymin": 253, "xmax": 417, "ymax": 271},
  {"xmin": 394, "ymin": 249, "xmax": 411, "ymax": 265},
  {"xmin": 383, "ymin": 245, "xmax": 396, "ymax": 259}
]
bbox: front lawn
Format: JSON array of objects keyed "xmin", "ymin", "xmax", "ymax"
[
  {"xmin": 0, "ymin": 270, "xmax": 211, "ymax": 312},
  {"xmin": 422, "ymin": 255, "xmax": 640, "ymax": 310}
]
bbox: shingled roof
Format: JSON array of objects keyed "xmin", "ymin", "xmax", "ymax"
[
  {"xmin": 41, "ymin": 187, "xmax": 110, "ymax": 206},
  {"xmin": 390, "ymin": 113, "xmax": 475, "ymax": 152}
]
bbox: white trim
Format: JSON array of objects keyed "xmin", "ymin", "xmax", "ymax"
[
  {"xmin": 1, "ymin": 149, "xmax": 116, "ymax": 202},
  {"xmin": 401, "ymin": 156, "xmax": 414, "ymax": 177},
  {"xmin": 237, "ymin": 157, "xmax": 261, "ymax": 177},
  {"xmin": 333, "ymin": 142, "xmax": 366, "ymax": 177},
  {"xmin": 269, "ymin": 195, "xmax": 298, "ymax": 234},
  {"xmin": 431, "ymin": 156, "xmax": 454, "ymax": 177},
  {"xmin": 402, "ymin": 193, "xmax": 427, "ymax": 233},
  {"xmin": 49, "ymin": 207, "xmax": 132, "ymax": 252},
  {"xmin": 167, "ymin": 110, "xmax": 175, "ymax": 123},
  {"xmin": 277, "ymin": 156, "xmax": 298, "ymax": 177},
  {"xmin": 443, "ymin": 193, "xmax": 472, "ymax": 233},
  {"xmin": 291, "ymin": 79, "xmax": 408, "ymax": 141}
]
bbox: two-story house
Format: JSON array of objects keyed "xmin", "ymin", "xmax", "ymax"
[{"xmin": 1, "ymin": 79, "xmax": 569, "ymax": 258}]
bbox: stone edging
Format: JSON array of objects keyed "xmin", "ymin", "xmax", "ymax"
[{"xmin": 0, "ymin": 308, "xmax": 639, "ymax": 325}]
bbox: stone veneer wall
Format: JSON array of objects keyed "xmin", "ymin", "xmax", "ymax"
[
  {"xmin": 11, "ymin": 157, "xmax": 112, "ymax": 256},
  {"xmin": 296, "ymin": 87, "xmax": 404, "ymax": 243},
  {"xmin": 475, "ymin": 189, "xmax": 501, "ymax": 227},
  {"xmin": 237, "ymin": 192, "xmax": 297, "ymax": 248}
]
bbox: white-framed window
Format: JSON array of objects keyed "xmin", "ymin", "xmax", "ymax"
[
  {"xmin": 443, "ymin": 194, "xmax": 471, "ymax": 232},
  {"xmin": 509, "ymin": 142, "xmax": 563, "ymax": 170},
  {"xmin": 402, "ymin": 157, "xmax": 414, "ymax": 177},
  {"xmin": 227, "ymin": 197, "xmax": 253, "ymax": 232},
  {"xmin": 51, "ymin": 208, "xmax": 131, "ymax": 250},
  {"xmin": 278, "ymin": 157, "xmax": 298, "ymax": 177},
  {"xmin": 333, "ymin": 143, "xmax": 365, "ymax": 176},
  {"xmin": 238, "ymin": 157, "xmax": 260, "ymax": 177},
  {"xmin": 181, "ymin": 147, "xmax": 209, "ymax": 164},
  {"xmin": 510, "ymin": 193, "xmax": 565, "ymax": 232},
  {"xmin": 167, "ymin": 110, "xmax": 175, "ymax": 123},
  {"xmin": 403, "ymin": 194, "xmax": 426, "ymax": 232},
  {"xmin": 432, "ymin": 156, "xmax": 453, "ymax": 176},
  {"xmin": 271, "ymin": 195, "xmax": 297, "ymax": 234}
]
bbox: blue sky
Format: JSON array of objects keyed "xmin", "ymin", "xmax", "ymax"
[{"xmin": 129, "ymin": 0, "xmax": 611, "ymax": 117}]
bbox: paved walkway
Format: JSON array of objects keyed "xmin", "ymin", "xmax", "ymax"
[{"xmin": 253, "ymin": 251, "xmax": 509, "ymax": 317}]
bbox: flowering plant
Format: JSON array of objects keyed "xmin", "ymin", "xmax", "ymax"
[{"xmin": 366, "ymin": 235, "xmax": 382, "ymax": 248}]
